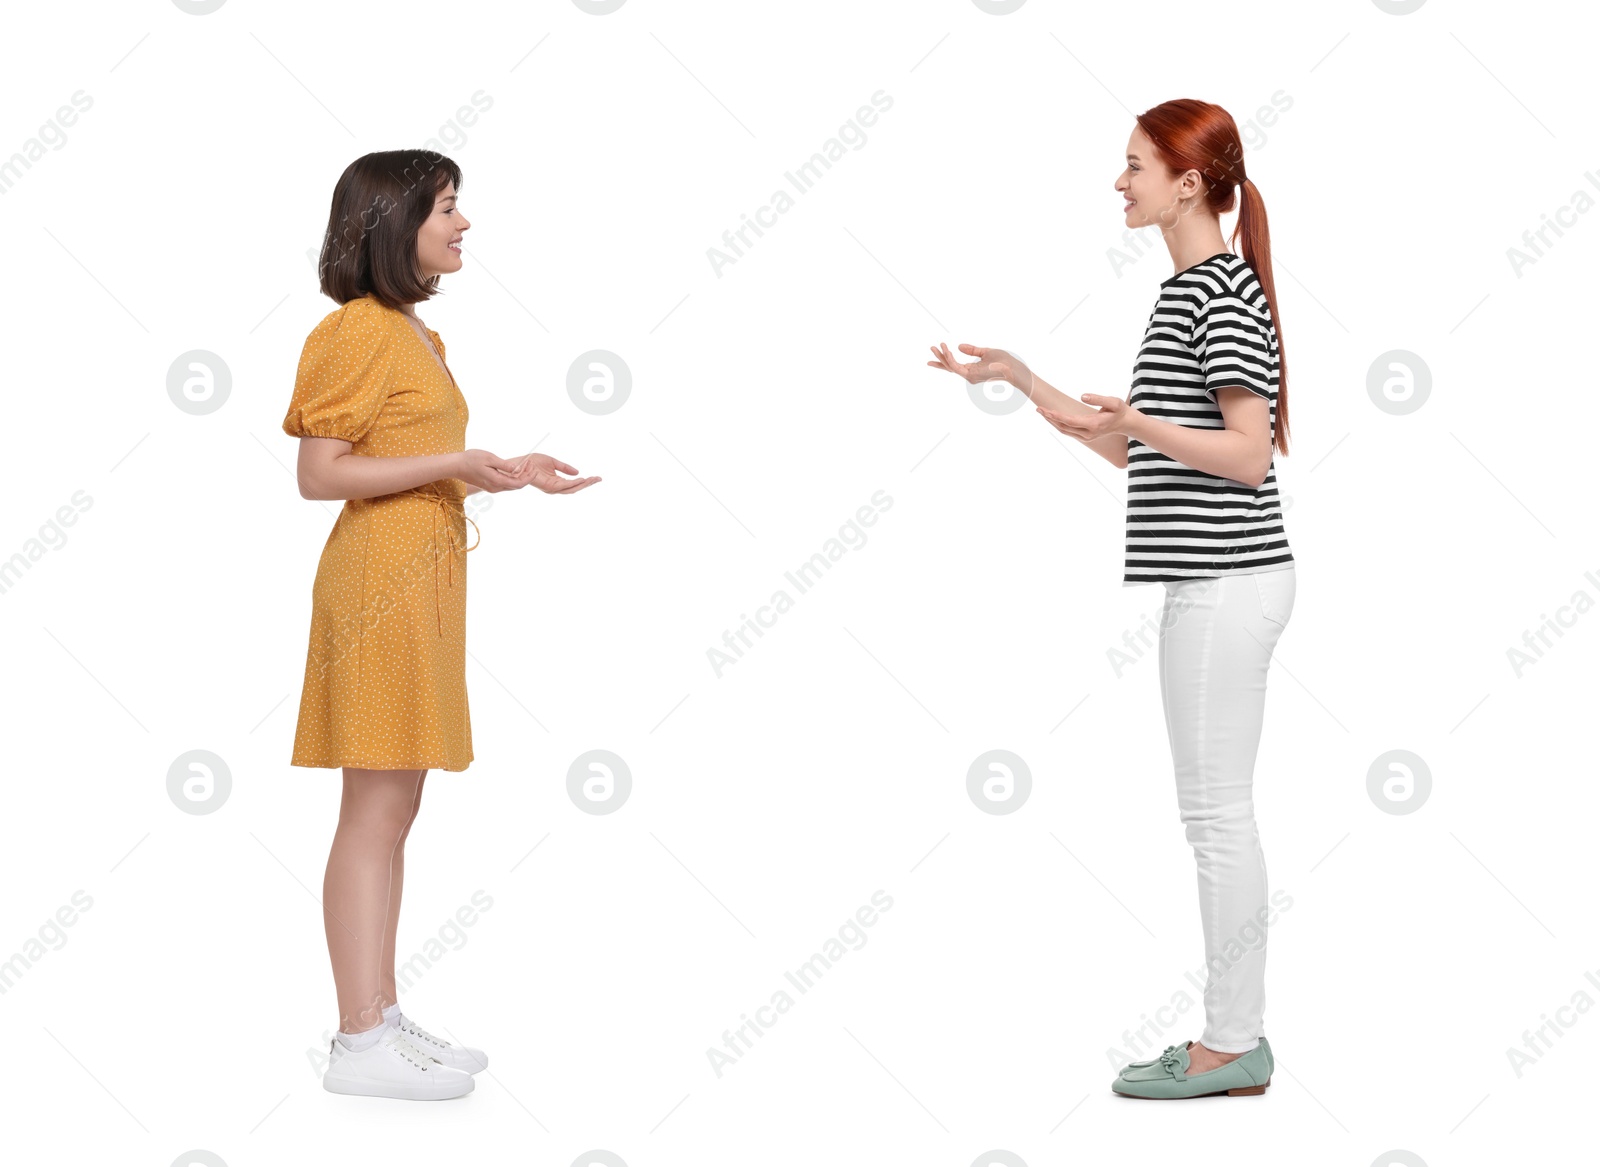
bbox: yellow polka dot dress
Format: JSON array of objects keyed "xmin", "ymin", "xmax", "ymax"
[{"xmin": 282, "ymin": 294, "xmax": 477, "ymax": 772}]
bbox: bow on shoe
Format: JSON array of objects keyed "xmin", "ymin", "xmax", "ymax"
[{"xmin": 1123, "ymin": 1042, "xmax": 1186, "ymax": 1073}]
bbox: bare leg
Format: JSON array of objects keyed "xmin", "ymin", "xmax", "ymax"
[
  {"xmin": 324, "ymin": 767, "xmax": 425, "ymax": 1035},
  {"xmin": 379, "ymin": 772, "xmax": 427, "ymax": 1010}
]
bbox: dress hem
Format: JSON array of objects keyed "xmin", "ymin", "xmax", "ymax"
[{"xmin": 289, "ymin": 758, "xmax": 473, "ymax": 773}]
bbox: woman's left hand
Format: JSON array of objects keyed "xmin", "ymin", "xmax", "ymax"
[{"xmin": 1038, "ymin": 393, "xmax": 1135, "ymax": 440}]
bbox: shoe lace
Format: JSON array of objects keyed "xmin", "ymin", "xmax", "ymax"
[
  {"xmin": 398, "ymin": 1014, "xmax": 452, "ymax": 1051},
  {"xmin": 381, "ymin": 1026, "xmax": 443, "ymax": 1071}
]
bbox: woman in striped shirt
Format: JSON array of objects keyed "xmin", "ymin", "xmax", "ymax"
[{"xmin": 927, "ymin": 98, "xmax": 1296, "ymax": 1101}]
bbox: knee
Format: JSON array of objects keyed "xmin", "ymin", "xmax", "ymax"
[
  {"xmin": 1180, "ymin": 801, "xmax": 1257, "ymax": 843},
  {"xmin": 340, "ymin": 800, "xmax": 417, "ymax": 844}
]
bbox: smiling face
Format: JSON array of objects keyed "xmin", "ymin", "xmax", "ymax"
[
  {"xmin": 416, "ymin": 180, "xmax": 470, "ymax": 279},
  {"xmin": 1115, "ymin": 125, "xmax": 1200, "ymax": 232}
]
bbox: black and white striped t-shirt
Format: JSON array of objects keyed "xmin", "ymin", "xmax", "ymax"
[{"xmin": 1123, "ymin": 252, "xmax": 1294, "ymax": 586}]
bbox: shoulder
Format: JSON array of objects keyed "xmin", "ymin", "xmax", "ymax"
[
  {"xmin": 1195, "ymin": 256, "xmax": 1269, "ymax": 316},
  {"xmin": 305, "ymin": 294, "xmax": 400, "ymax": 352},
  {"xmin": 1188, "ymin": 279, "xmax": 1271, "ymax": 350},
  {"xmin": 293, "ymin": 297, "xmax": 401, "ymax": 390}
]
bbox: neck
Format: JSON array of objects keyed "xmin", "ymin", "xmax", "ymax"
[
  {"xmin": 1164, "ymin": 212, "xmax": 1235, "ymax": 273},
  {"xmin": 1166, "ymin": 229, "xmax": 1232, "ymax": 276}
]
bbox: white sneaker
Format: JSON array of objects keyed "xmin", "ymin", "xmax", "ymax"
[
  {"xmin": 395, "ymin": 1012, "xmax": 489, "ymax": 1074},
  {"xmin": 322, "ymin": 1024, "xmax": 475, "ymax": 1100}
]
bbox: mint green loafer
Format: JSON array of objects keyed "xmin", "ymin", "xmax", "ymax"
[{"xmin": 1111, "ymin": 1037, "xmax": 1273, "ymax": 1099}]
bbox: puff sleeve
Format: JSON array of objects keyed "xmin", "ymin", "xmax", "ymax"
[
  {"xmin": 282, "ymin": 299, "xmax": 394, "ymax": 443},
  {"xmin": 1193, "ymin": 294, "xmax": 1275, "ymax": 403}
]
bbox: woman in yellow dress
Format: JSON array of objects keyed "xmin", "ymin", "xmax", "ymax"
[{"xmin": 283, "ymin": 150, "xmax": 600, "ymax": 1100}]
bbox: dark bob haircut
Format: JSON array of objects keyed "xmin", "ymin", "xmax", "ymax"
[{"xmin": 317, "ymin": 150, "xmax": 462, "ymax": 309}]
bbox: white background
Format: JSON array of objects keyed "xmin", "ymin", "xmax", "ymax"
[{"xmin": 2, "ymin": 1, "xmax": 1594, "ymax": 1164}]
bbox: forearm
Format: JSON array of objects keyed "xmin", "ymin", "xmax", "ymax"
[
  {"xmin": 1015, "ymin": 368, "xmax": 1129, "ymax": 469},
  {"xmin": 304, "ymin": 449, "xmax": 464, "ymax": 501},
  {"xmin": 1122, "ymin": 411, "xmax": 1263, "ymax": 486}
]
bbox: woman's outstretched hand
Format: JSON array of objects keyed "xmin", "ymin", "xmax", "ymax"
[
  {"xmin": 1038, "ymin": 394, "xmax": 1132, "ymax": 440},
  {"xmin": 926, "ymin": 342, "xmax": 1031, "ymax": 389},
  {"xmin": 457, "ymin": 448, "xmax": 535, "ymax": 493},
  {"xmin": 505, "ymin": 452, "xmax": 602, "ymax": 495}
]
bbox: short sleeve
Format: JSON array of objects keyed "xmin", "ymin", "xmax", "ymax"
[
  {"xmin": 282, "ymin": 299, "xmax": 394, "ymax": 443},
  {"xmin": 1193, "ymin": 295, "xmax": 1275, "ymax": 403}
]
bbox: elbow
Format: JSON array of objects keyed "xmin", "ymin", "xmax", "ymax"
[
  {"xmin": 1256, "ymin": 453, "xmax": 1275, "ymax": 489},
  {"xmin": 295, "ymin": 443, "xmax": 353, "ymax": 501},
  {"xmin": 299, "ymin": 460, "xmax": 344, "ymax": 500},
  {"xmin": 1246, "ymin": 442, "xmax": 1273, "ymax": 488},
  {"xmin": 1230, "ymin": 463, "xmax": 1269, "ymax": 489}
]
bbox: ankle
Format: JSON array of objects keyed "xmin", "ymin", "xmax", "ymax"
[{"xmin": 335, "ymin": 1020, "xmax": 391, "ymax": 1052}]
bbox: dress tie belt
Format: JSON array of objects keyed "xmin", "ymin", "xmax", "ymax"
[{"xmin": 399, "ymin": 487, "xmax": 480, "ymax": 637}]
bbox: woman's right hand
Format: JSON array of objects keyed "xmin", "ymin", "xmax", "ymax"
[
  {"xmin": 926, "ymin": 342, "xmax": 1030, "ymax": 389},
  {"xmin": 455, "ymin": 448, "xmax": 532, "ymax": 493},
  {"xmin": 505, "ymin": 452, "xmax": 601, "ymax": 495}
]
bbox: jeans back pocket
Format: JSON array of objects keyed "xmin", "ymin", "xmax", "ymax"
[{"xmin": 1252, "ymin": 568, "xmax": 1296, "ymax": 630}]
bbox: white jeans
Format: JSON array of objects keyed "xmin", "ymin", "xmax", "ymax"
[{"xmin": 1158, "ymin": 566, "xmax": 1296, "ymax": 1053}]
